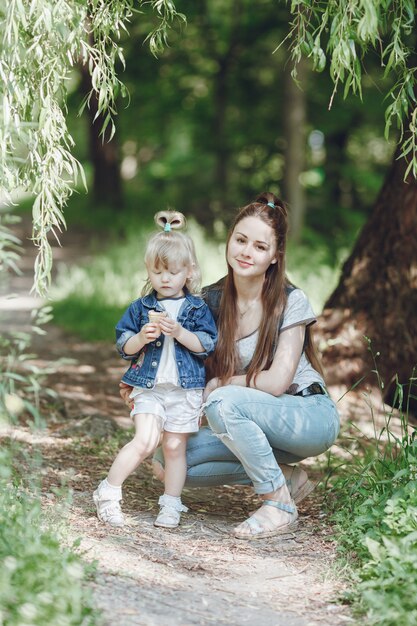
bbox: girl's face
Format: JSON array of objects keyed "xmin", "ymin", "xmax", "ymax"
[
  {"xmin": 227, "ymin": 216, "xmax": 277, "ymax": 279},
  {"xmin": 147, "ymin": 261, "xmax": 191, "ymax": 299}
]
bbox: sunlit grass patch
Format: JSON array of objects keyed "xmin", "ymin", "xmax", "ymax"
[
  {"xmin": 0, "ymin": 313, "xmax": 98, "ymax": 626},
  {"xmin": 51, "ymin": 219, "xmax": 226, "ymax": 339}
]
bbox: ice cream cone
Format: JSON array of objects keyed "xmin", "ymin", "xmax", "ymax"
[
  {"xmin": 148, "ymin": 310, "xmax": 167, "ymax": 336},
  {"xmin": 148, "ymin": 310, "xmax": 167, "ymax": 324}
]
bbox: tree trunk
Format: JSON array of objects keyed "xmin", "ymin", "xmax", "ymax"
[
  {"xmin": 283, "ymin": 58, "xmax": 307, "ymax": 243},
  {"xmin": 320, "ymin": 144, "xmax": 417, "ymax": 407},
  {"xmin": 80, "ymin": 63, "xmax": 123, "ymax": 208},
  {"xmin": 212, "ymin": 56, "xmax": 230, "ymax": 216}
]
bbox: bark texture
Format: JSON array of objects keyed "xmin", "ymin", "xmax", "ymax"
[
  {"xmin": 320, "ymin": 146, "xmax": 417, "ymax": 407},
  {"xmin": 80, "ymin": 61, "xmax": 123, "ymax": 208}
]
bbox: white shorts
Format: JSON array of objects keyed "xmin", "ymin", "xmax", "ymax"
[{"xmin": 129, "ymin": 383, "xmax": 203, "ymax": 433}]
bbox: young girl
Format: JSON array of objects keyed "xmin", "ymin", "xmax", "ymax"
[{"xmin": 93, "ymin": 210, "xmax": 217, "ymax": 529}]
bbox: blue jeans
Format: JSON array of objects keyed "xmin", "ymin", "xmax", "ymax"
[{"xmin": 154, "ymin": 385, "xmax": 340, "ymax": 494}]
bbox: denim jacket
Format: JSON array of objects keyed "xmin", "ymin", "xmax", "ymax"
[{"xmin": 116, "ymin": 290, "xmax": 217, "ymax": 389}]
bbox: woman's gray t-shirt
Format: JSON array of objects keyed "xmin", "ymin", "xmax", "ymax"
[{"xmin": 236, "ymin": 288, "xmax": 325, "ymax": 393}]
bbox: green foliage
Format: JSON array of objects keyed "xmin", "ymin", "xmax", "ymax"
[
  {"xmin": 0, "ymin": 211, "xmax": 21, "ymax": 275},
  {"xmin": 287, "ymin": 0, "xmax": 417, "ymax": 174},
  {"xmin": 0, "ymin": 218, "xmax": 98, "ymax": 624},
  {"xmin": 0, "ymin": 209, "xmax": 57, "ymax": 424},
  {"xmin": 0, "ymin": 0, "xmax": 184, "ymax": 295},
  {"xmin": 329, "ymin": 370, "xmax": 417, "ymax": 624},
  {"xmin": 0, "ymin": 447, "xmax": 97, "ymax": 626},
  {"xmin": 144, "ymin": 0, "xmax": 186, "ymax": 56},
  {"xmin": 53, "ymin": 297, "xmax": 126, "ymax": 342},
  {"xmin": 106, "ymin": 0, "xmax": 389, "ymax": 253},
  {"xmin": 0, "ymin": 303, "xmax": 55, "ymax": 425},
  {"xmin": 0, "ymin": 228, "xmax": 97, "ymax": 623},
  {"xmin": 287, "ymin": 237, "xmax": 346, "ymax": 311}
]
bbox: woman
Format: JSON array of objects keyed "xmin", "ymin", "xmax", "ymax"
[{"xmin": 123, "ymin": 192, "xmax": 340, "ymax": 539}]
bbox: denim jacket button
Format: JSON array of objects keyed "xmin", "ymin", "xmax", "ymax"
[
  {"xmin": 152, "ymin": 361, "xmax": 157, "ymax": 367},
  {"xmin": 146, "ymin": 382, "xmax": 152, "ymax": 388},
  {"xmin": 181, "ymin": 381, "xmax": 186, "ymax": 387},
  {"xmin": 156, "ymin": 341, "xmax": 162, "ymax": 347}
]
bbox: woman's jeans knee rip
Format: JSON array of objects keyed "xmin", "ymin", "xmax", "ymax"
[{"xmin": 204, "ymin": 396, "xmax": 234, "ymax": 443}]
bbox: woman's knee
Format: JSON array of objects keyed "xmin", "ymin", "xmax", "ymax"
[{"xmin": 205, "ymin": 386, "xmax": 241, "ymax": 434}]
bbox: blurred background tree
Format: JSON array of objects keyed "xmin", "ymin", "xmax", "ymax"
[
  {"xmin": 69, "ymin": 0, "xmax": 391, "ymax": 250},
  {"xmin": 2, "ymin": 0, "xmax": 416, "ymax": 406}
]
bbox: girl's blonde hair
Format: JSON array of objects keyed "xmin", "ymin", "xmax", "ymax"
[{"xmin": 141, "ymin": 210, "xmax": 202, "ymax": 296}]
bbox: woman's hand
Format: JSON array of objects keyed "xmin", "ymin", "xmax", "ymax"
[
  {"xmin": 203, "ymin": 377, "xmax": 221, "ymax": 401},
  {"xmin": 119, "ymin": 382, "xmax": 133, "ymax": 408}
]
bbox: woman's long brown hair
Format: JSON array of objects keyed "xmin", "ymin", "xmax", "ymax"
[{"xmin": 206, "ymin": 192, "xmax": 324, "ymax": 386}]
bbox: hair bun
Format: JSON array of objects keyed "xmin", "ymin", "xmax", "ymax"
[
  {"xmin": 254, "ymin": 192, "xmax": 278, "ymax": 207},
  {"xmin": 154, "ymin": 210, "xmax": 186, "ymax": 231}
]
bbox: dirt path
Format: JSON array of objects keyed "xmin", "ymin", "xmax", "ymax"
[{"xmin": 1, "ymin": 217, "xmax": 355, "ymax": 626}]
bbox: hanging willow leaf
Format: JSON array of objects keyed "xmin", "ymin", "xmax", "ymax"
[
  {"xmin": 0, "ymin": 0, "xmax": 185, "ymax": 295},
  {"xmin": 286, "ymin": 0, "xmax": 417, "ymax": 178}
]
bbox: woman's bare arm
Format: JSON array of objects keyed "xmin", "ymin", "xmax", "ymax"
[{"xmin": 228, "ymin": 324, "xmax": 305, "ymax": 396}]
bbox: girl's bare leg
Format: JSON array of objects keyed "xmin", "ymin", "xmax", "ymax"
[
  {"xmin": 162, "ymin": 432, "xmax": 188, "ymax": 496},
  {"xmin": 154, "ymin": 432, "xmax": 189, "ymax": 528},
  {"xmin": 94, "ymin": 413, "xmax": 162, "ymax": 527},
  {"xmin": 107, "ymin": 413, "xmax": 163, "ymax": 486}
]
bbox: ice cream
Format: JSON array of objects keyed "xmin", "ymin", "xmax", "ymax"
[
  {"xmin": 148, "ymin": 310, "xmax": 167, "ymax": 336},
  {"xmin": 148, "ymin": 310, "xmax": 168, "ymax": 324}
]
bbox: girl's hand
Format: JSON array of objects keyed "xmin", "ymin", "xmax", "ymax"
[
  {"xmin": 119, "ymin": 382, "xmax": 133, "ymax": 408},
  {"xmin": 159, "ymin": 316, "xmax": 181, "ymax": 338},
  {"xmin": 203, "ymin": 377, "xmax": 221, "ymax": 401},
  {"xmin": 140, "ymin": 323, "xmax": 161, "ymax": 343}
]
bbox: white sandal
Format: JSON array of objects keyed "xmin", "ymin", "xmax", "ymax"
[
  {"xmin": 286, "ymin": 466, "xmax": 315, "ymax": 504},
  {"xmin": 154, "ymin": 494, "xmax": 188, "ymax": 529},
  {"xmin": 234, "ymin": 499, "xmax": 298, "ymax": 540}
]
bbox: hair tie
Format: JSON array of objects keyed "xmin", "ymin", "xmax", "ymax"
[
  {"xmin": 267, "ymin": 201, "xmax": 275, "ymax": 208},
  {"xmin": 164, "ymin": 223, "xmax": 171, "ymax": 232}
]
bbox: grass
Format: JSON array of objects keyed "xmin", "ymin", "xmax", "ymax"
[
  {"xmin": 0, "ymin": 455, "xmax": 98, "ymax": 626},
  {"xmin": 0, "ymin": 311, "xmax": 99, "ymax": 626},
  {"xmin": 326, "ymin": 368, "xmax": 417, "ymax": 625}
]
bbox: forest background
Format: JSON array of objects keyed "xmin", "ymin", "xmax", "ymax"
[{"xmin": 1, "ymin": 1, "xmax": 417, "ymax": 625}]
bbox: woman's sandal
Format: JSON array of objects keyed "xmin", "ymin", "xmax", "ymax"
[
  {"xmin": 234, "ymin": 499, "xmax": 298, "ymax": 540},
  {"xmin": 287, "ymin": 466, "xmax": 316, "ymax": 504}
]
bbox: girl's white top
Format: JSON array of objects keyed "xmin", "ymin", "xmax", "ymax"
[{"xmin": 155, "ymin": 297, "xmax": 185, "ymax": 385}]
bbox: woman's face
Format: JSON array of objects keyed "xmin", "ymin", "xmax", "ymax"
[{"xmin": 227, "ymin": 215, "xmax": 277, "ymax": 279}]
